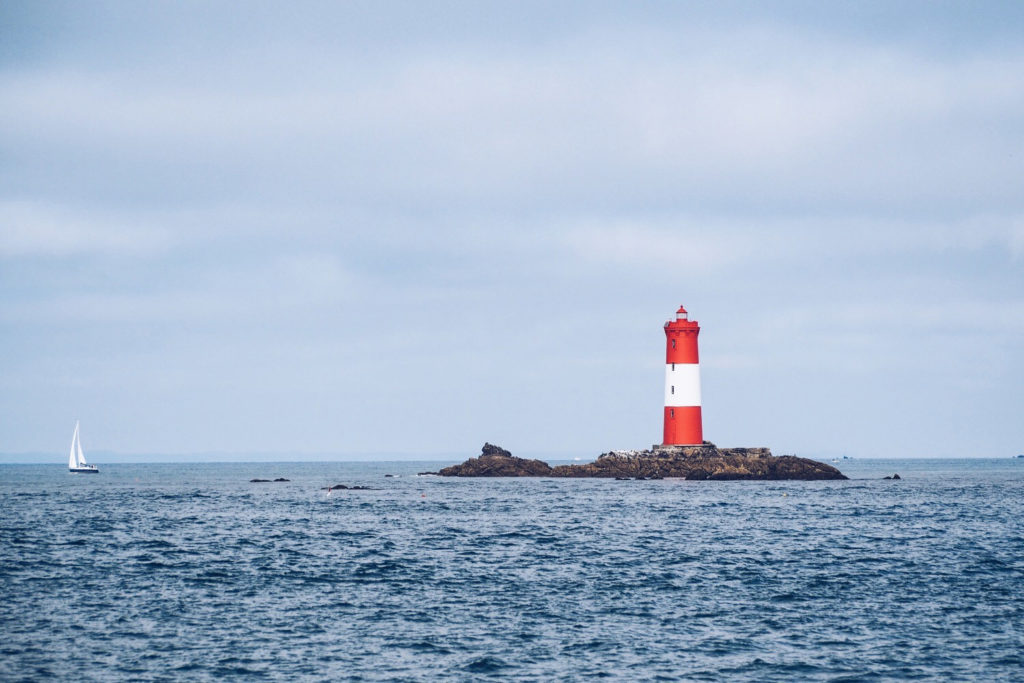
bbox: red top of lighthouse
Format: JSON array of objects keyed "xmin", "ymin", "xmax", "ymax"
[
  {"xmin": 664, "ymin": 304, "xmax": 700, "ymax": 363},
  {"xmin": 664, "ymin": 305, "xmax": 699, "ymax": 332}
]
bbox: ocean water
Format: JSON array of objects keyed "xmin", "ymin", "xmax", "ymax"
[{"xmin": 2, "ymin": 458, "xmax": 1022, "ymax": 681}]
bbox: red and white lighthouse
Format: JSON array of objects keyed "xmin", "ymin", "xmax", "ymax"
[{"xmin": 662, "ymin": 305, "xmax": 703, "ymax": 446}]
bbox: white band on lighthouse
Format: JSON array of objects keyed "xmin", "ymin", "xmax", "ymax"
[{"xmin": 664, "ymin": 364, "xmax": 701, "ymax": 407}]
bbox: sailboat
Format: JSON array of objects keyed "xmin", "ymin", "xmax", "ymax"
[{"xmin": 68, "ymin": 421, "xmax": 99, "ymax": 473}]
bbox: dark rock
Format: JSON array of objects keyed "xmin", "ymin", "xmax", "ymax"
[
  {"xmin": 384, "ymin": 474, "xmax": 394, "ymax": 477},
  {"xmin": 883, "ymin": 473, "xmax": 901, "ymax": 480},
  {"xmin": 273, "ymin": 478, "xmax": 290, "ymax": 482},
  {"xmin": 481, "ymin": 442, "xmax": 512, "ymax": 458},
  {"xmin": 550, "ymin": 446, "xmax": 846, "ymax": 480},
  {"xmin": 326, "ymin": 484, "xmax": 376, "ymax": 490},
  {"xmin": 437, "ymin": 443, "xmax": 848, "ymax": 480},
  {"xmin": 436, "ymin": 443, "xmax": 553, "ymax": 477},
  {"xmin": 250, "ymin": 478, "xmax": 271, "ymax": 482},
  {"xmin": 615, "ymin": 477, "xmax": 630, "ymax": 480}
]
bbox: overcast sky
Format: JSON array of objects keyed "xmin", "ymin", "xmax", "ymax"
[{"xmin": 2, "ymin": 1, "xmax": 1022, "ymax": 460}]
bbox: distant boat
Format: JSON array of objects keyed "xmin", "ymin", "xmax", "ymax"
[{"xmin": 68, "ymin": 421, "xmax": 99, "ymax": 473}]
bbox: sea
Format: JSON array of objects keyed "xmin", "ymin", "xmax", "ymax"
[{"xmin": 1, "ymin": 458, "xmax": 1022, "ymax": 681}]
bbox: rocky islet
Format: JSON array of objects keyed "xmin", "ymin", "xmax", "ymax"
[{"xmin": 433, "ymin": 442, "xmax": 848, "ymax": 480}]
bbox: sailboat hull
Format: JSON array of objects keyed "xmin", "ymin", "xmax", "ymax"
[{"xmin": 69, "ymin": 467, "xmax": 99, "ymax": 473}]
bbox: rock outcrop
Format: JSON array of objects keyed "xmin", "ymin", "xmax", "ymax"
[
  {"xmin": 436, "ymin": 443, "xmax": 554, "ymax": 477},
  {"xmin": 436, "ymin": 443, "xmax": 847, "ymax": 480}
]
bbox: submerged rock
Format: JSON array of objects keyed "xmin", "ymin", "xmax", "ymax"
[
  {"xmin": 883, "ymin": 474, "xmax": 901, "ymax": 480},
  {"xmin": 437, "ymin": 443, "xmax": 848, "ymax": 480},
  {"xmin": 325, "ymin": 484, "xmax": 376, "ymax": 490}
]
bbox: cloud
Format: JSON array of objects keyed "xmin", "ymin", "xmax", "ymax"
[
  {"xmin": 0, "ymin": 201, "xmax": 171, "ymax": 256},
  {"xmin": 1007, "ymin": 217, "xmax": 1024, "ymax": 260},
  {"xmin": 0, "ymin": 251, "xmax": 358, "ymax": 326},
  {"xmin": 560, "ymin": 221, "xmax": 757, "ymax": 271},
  {"xmin": 559, "ymin": 214, "xmax": 1024, "ymax": 271},
  {"xmin": 3, "ymin": 22, "xmax": 1022, "ymax": 213}
]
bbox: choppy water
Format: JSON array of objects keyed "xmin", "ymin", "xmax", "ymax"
[{"xmin": 2, "ymin": 458, "xmax": 1022, "ymax": 681}]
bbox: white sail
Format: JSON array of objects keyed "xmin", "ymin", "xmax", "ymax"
[
  {"xmin": 69, "ymin": 422, "xmax": 79, "ymax": 469},
  {"xmin": 76, "ymin": 428, "xmax": 86, "ymax": 467}
]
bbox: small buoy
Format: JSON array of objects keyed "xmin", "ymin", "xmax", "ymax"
[
  {"xmin": 421, "ymin": 493, "xmax": 426, "ymax": 498},
  {"xmin": 783, "ymin": 493, "xmax": 788, "ymax": 497}
]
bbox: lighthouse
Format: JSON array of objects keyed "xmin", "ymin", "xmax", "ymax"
[{"xmin": 662, "ymin": 305, "xmax": 703, "ymax": 445}]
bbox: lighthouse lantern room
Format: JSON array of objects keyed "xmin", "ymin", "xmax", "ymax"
[{"xmin": 662, "ymin": 305, "xmax": 703, "ymax": 445}]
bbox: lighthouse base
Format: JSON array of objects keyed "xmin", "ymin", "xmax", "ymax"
[
  {"xmin": 652, "ymin": 443, "xmax": 772, "ymax": 459},
  {"xmin": 662, "ymin": 406, "xmax": 703, "ymax": 446}
]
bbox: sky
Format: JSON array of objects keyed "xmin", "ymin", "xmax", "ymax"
[{"xmin": 1, "ymin": 1, "xmax": 1022, "ymax": 460}]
